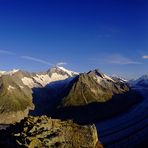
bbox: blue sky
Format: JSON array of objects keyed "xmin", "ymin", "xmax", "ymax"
[{"xmin": 0, "ymin": 0, "xmax": 148, "ymax": 78}]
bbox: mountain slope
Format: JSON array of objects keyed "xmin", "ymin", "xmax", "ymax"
[
  {"xmin": 0, "ymin": 67, "xmax": 143, "ymax": 124},
  {"xmin": 129, "ymin": 75, "xmax": 148, "ymax": 87},
  {"xmin": 0, "ymin": 66, "xmax": 78, "ymax": 124},
  {"xmin": 48, "ymin": 70, "xmax": 143, "ymax": 123},
  {"xmin": 20, "ymin": 66, "xmax": 78, "ymax": 88},
  {"xmin": 60, "ymin": 70, "xmax": 129, "ymax": 107},
  {"xmin": 0, "ymin": 74, "xmax": 33, "ymax": 124}
]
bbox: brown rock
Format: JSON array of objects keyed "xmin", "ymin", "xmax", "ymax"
[{"xmin": 12, "ymin": 116, "xmax": 103, "ymax": 148}]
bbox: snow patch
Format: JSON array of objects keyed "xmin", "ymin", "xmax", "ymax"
[
  {"xmin": 19, "ymin": 85, "xmax": 24, "ymax": 89},
  {"xmin": 103, "ymin": 74, "xmax": 115, "ymax": 82},
  {"xmin": 33, "ymin": 73, "xmax": 70, "ymax": 87},
  {"xmin": 0, "ymin": 69, "xmax": 19, "ymax": 76},
  {"xmin": 111, "ymin": 74, "xmax": 127, "ymax": 82},
  {"xmin": 8, "ymin": 85, "xmax": 16, "ymax": 91},
  {"xmin": 22, "ymin": 73, "xmax": 71, "ymax": 88},
  {"xmin": 50, "ymin": 73, "xmax": 69, "ymax": 82},
  {"xmin": 94, "ymin": 76, "xmax": 103, "ymax": 84},
  {"xmin": 58, "ymin": 66, "xmax": 79, "ymax": 76},
  {"xmin": 33, "ymin": 74, "xmax": 51, "ymax": 86},
  {"xmin": 93, "ymin": 73, "xmax": 115, "ymax": 84},
  {"xmin": 0, "ymin": 71, "xmax": 6, "ymax": 74},
  {"xmin": 0, "ymin": 71, "xmax": 6, "ymax": 77},
  {"xmin": 22, "ymin": 77, "xmax": 36, "ymax": 88}
]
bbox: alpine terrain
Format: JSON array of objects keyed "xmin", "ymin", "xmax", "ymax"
[{"xmin": 0, "ymin": 66, "xmax": 144, "ymax": 148}]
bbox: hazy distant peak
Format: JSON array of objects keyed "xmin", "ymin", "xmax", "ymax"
[
  {"xmin": 0, "ymin": 69, "xmax": 20, "ymax": 76},
  {"xmin": 128, "ymin": 74, "xmax": 148, "ymax": 87}
]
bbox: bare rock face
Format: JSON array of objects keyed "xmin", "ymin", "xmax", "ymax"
[{"xmin": 0, "ymin": 116, "xmax": 103, "ymax": 148}]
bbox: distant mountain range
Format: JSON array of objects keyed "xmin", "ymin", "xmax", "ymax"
[
  {"xmin": 129, "ymin": 75, "xmax": 148, "ymax": 87},
  {"xmin": 0, "ymin": 66, "xmax": 144, "ymax": 124}
]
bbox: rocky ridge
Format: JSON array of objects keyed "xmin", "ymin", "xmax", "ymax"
[
  {"xmin": 0, "ymin": 116, "xmax": 103, "ymax": 148},
  {"xmin": 0, "ymin": 67, "xmax": 142, "ymax": 124},
  {"xmin": 60, "ymin": 69, "xmax": 129, "ymax": 107}
]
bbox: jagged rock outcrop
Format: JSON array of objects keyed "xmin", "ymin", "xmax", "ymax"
[{"xmin": 0, "ymin": 116, "xmax": 103, "ymax": 148}]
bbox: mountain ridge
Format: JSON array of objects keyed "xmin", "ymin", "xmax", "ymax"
[
  {"xmin": 0, "ymin": 66, "xmax": 143, "ymax": 124},
  {"xmin": 129, "ymin": 74, "xmax": 148, "ymax": 87}
]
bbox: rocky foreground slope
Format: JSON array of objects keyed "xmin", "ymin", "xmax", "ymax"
[{"xmin": 0, "ymin": 116, "xmax": 103, "ymax": 148}]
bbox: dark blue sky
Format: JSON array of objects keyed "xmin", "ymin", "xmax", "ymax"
[{"xmin": 0, "ymin": 0, "xmax": 148, "ymax": 78}]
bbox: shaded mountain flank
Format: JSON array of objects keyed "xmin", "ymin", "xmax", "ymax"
[
  {"xmin": 0, "ymin": 116, "xmax": 103, "ymax": 148},
  {"xmin": 31, "ymin": 69, "xmax": 143, "ymax": 124}
]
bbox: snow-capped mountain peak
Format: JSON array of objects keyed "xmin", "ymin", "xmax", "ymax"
[
  {"xmin": 5, "ymin": 69, "xmax": 20, "ymax": 75},
  {"xmin": 88, "ymin": 69, "xmax": 115, "ymax": 82},
  {"xmin": 47, "ymin": 66, "xmax": 79, "ymax": 77},
  {"xmin": 138, "ymin": 75, "xmax": 148, "ymax": 81},
  {"xmin": 111, "ymin": 74, "xmax": 127, "ymax": 83},
  {"xmin": 0, "ymin": 69, "xmax": 20, "ymax": 76},
  {"xmin": 21, "ymin": 66, "xmax": 78, "ymax": 88},
  {"xmin": 57, "ymin": 66, "xmax": 79, "ymax": 76},
  {"xmin": 0, "ymin": 71, "xmax": 6, "ymax": 74},
  {"xmin": 128, "ymin": 74, "xmax": 148, "ymax": 87}
]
